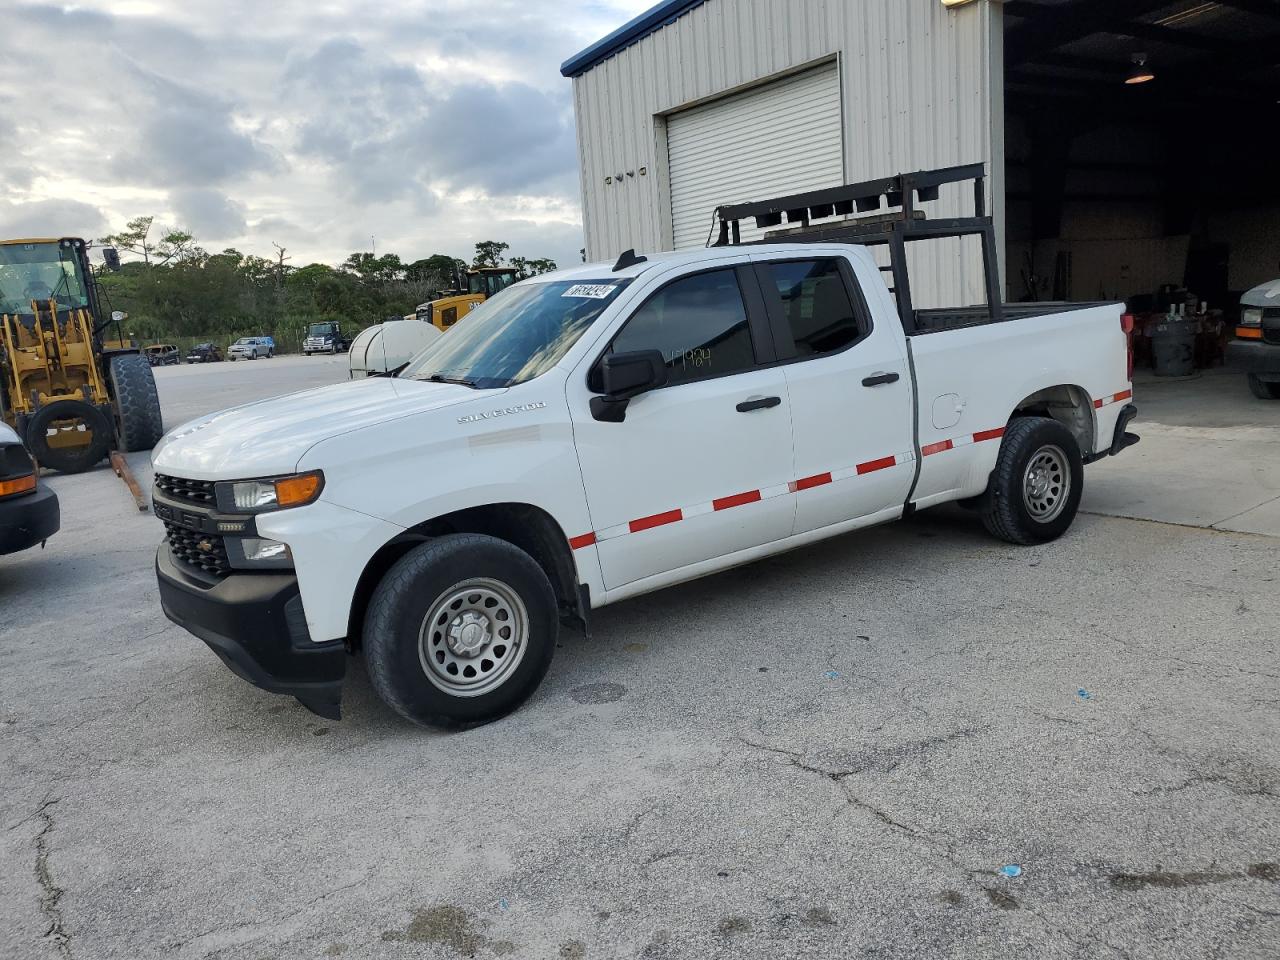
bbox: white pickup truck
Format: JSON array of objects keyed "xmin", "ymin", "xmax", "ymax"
[{"xmin": 151, "ymin": 167, "xmax": 1138, "ymax": 726}]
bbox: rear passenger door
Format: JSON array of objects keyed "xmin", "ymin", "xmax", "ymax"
[
  {"xmin": 753, "ymin": 254, "xmax": 916, "ymax": 535},
  {"xmin": 568, "ymin": 264, "xmax": 796, "ymax": 592}
]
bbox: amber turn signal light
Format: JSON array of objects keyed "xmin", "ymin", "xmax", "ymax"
[
  {"xmin": 274, "ymin": 472, "xmax": 324, "ymax": 508},
  {"xmin": 0, "ymin": 474, "xmax": 37, "ymax": 498}
]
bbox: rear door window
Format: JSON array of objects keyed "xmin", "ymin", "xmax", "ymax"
[
  {"xmin": 758, "ymin": 259, "xmax": 867, "ymax": 359},
  {"xmin": 609, "ymin": 268, "xmax": 757, "ymax": 386}
]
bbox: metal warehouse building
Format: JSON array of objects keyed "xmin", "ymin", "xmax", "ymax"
[{"xmin": 563, "ymin": 0, "xmax": 1279, "ymax": 328}]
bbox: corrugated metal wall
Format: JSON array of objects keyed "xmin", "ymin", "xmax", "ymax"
[{"xmin": 571, "ymin": 0, "xmax": 1003, "ymax": 308}]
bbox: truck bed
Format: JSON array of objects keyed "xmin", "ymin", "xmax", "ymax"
[{"xmin": 913, "ymin": 301, "xmax": 1115, "ymax": 335}]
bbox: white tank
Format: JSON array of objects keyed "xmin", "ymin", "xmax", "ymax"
[{"xmin": 348, "ymin": 320, "xmax": 443, "ymax": 379}]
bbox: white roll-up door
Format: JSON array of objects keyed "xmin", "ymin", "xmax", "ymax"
[{"xmin": 667, "ymin": 62, "xmax": 844, "ymax": 250}]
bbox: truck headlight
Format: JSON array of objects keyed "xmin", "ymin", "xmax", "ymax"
[
  {"xmin": 226, "ymin": 537, "xmax": 293, "ymax": 570},
  {"xmin": 215, "ymin": 471, "xmax": 324, "ymax": 514},
  {"xmin": 1240, "ymin": 308, "xmax": 1263, "ymax": 327}
]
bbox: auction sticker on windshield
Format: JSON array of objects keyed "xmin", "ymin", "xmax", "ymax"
[{"xmin": 562, "ymin": 284, "xmax": 618, "ymax": 299}]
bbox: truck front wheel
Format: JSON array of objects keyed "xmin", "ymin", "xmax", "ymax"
[
  {"xmin": 363, "ymin": 534, "xmax": 558, "ymax": 727},
  {"xmin": 980, "ymin": 416, "xmax": 1083, "ymax": 545}
]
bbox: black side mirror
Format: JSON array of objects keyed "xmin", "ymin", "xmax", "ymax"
[
  {"xmin": 591, "ymin": 350, "xmax": 669, "ymax": 422},
  {"xmin": 102, "ymin": 247, "xmax": 120, "ymax": 272},
  {"xmin": 601, "ymin": 350, "xmax": 668, "ymax": 399}
]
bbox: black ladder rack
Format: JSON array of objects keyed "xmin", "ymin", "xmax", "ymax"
[{"xmin": 711, "ymin": 163, "xmax": 1002, "ymax": 332}]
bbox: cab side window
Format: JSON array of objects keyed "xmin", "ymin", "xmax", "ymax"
[
  {"xmin": 760, "ymin": 259, "xmax": 865, "ymax": 358},
  {"xmin": 610, "ymin": 269, "xmax": 756, "ymax": 386}
]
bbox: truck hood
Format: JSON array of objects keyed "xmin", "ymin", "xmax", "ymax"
[
  {"xmin": 1241, "ymin": 278, "xmax": 1280, "ymax": 307},
  {"xmin": 152, "ymin": 377, "xmax": 489, "ymax": 480}
]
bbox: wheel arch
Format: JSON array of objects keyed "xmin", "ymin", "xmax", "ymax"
[
  {"xmin": 1009, "ymin": 383, "xmax": 1096, "ymax": 456},
  {"xmin": 346, "ymin": 502, "xmax": 585, "ymax": 650}
]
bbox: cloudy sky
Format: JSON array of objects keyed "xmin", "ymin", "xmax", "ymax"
[{"xmin": 0, "ymin": 0, "xmax": 652, "ymax": 269}]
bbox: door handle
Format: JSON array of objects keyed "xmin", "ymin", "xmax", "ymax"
[
  {"xmin": 736, "ymin": 395, "xmax": 782, "ymax": 413},
  {"xmin": 862, "ymin": 372, "xmax": 900, "ymax": 387}
]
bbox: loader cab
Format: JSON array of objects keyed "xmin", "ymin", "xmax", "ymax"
[
  {"xmin": 0, "ymin": 239, "xmax": 94, "ymax": 316},
  {"xmin": 467, "ymin": 268, "xmax": 519, "ymax": 299}
]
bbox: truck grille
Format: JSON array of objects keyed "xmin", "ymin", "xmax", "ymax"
[
  {"xmin": 155, "ymin": 473, "xmax": 216, "ymax": 507},
  {"xmin": 1263, "ymin": 308, "xmax": 1280, "ymax": 346},
  {"xmin": 164, "ymin": 522, "xmax": 230, "ymax": 577}
]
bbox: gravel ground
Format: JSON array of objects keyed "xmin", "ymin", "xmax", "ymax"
[{"xmin": 2, "ymin": 359, "xmax": 1276, "ymax": 960}]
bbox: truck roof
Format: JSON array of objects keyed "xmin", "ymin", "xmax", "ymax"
[{"xmin": 533, "ymin": 243, "xmax": 874, "ymax": 284}]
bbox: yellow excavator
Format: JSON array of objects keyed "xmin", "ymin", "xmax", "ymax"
[
  {"xmin": 0, "ymin": 237, "xmax": 163, "ymax": 473},
  {"xmin": 414, "ymin": 266, "xmax": 520, "ymax": 331}
]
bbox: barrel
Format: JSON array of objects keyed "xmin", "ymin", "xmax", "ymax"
[{"xmin": 1151, "ymin": 317, "xmax": 1196, "ymax": 377}]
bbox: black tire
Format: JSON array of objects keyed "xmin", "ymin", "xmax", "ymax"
[
  {"xmin": 109, "ymin": 353, "xmax": 164, "ymax": 453},
  {"xmin": 980, "ymin": 416, "xmax": 1083, "ymax": 546},
  {"xmin": 1248, "ymin": 374, "xmax": 1280, "ymax": 400},
  {"xmin": 364, "ymin": 534, "xmax": 558, "ymax": 727},
  {"xmin": 25, "ymin": 399, "xmax": 112, "ymax": 474}
]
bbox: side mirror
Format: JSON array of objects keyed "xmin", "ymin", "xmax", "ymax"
[
  {"xmin": 111, "ymin": 310, "xmax": 126, "ymax": 324},
  {"xmin": 102, "ymin": 247, "xmax": 120, "ymax": 272},
  {"xmin": 600, "ymin": 350, "xmax": 668, "ymax": 400},
  {"xmin": 591, "ymin": 350, "xmax": 669, "ymax": 423}
]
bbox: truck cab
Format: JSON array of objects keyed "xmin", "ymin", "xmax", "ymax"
[
  {"xmin": 1226, "ymin": 278, "xmax": 1280, "ymax": 399},
  {"xmin": 302, "ymin": 323, "xmax": 351, "ymax": 356}
]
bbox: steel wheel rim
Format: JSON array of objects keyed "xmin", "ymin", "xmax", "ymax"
[
  {"xmin": 1023, "ymin": 444, "xmax": 1070, "ymax": 522},
  {"xmin": 418, "ymin": 577, "xmax": 528, "ymax": 697}
]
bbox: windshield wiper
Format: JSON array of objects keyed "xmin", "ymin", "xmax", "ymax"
[{"xmin": 424, "ymin": 373, "xmax": 478, "ymax": 388}]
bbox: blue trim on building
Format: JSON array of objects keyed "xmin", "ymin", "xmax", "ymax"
[{"xmin": 561, "ymin": 0, "xmax": 709, "ymax": 78}]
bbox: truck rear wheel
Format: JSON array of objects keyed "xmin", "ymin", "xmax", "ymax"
[
  {"xmin": 980, "ymin": 416, "xmax": 1083, "ymax": 545},
  {"xmin": 1248, "ymin": 374, "xmax": 1280, "ymax": 400},
  {"xmin": 363, "ymin": 534, "xmax": 558, "ymax": 727},
  {"xmin": 110, "ymin": 353, "xmax": 164, "ymax": 452}
]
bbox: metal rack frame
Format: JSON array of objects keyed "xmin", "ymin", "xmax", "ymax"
[{"xmin": 711, "ymin": 163, "xmax": 1003, "ymax": 333}]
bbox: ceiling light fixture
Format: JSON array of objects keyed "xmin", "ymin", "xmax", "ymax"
[{"xmin": 1126, "ymin": 53, "xmax": 1155, "ymax": 85}]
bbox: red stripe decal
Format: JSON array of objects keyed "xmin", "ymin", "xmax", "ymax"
[
  {"xmin": 630, "ymin": 509, "xmax": 683, "ymax": 533},
  {"xmin": 921, "ymin": 440, "xmax": 953, "ymax": 457},
  {"xmin": 1094, "ymin": 398, "xmax": 1105, "ymax": 409},
  {"xmin": 714, "ymin": 490, "xmax": 762, "ymax": 511},
  {"xmin": 1114, "ymin": 389, "xmax": 1133, "ymax": 402},
  {"xmin": 569, "ymin": 533, "xmax": 596, "ymax": 550},
  {"xmin": 857, "ymin": 456, "xmax": 897, "ymax": 475},
  {"xmin": 973, "ymin": 427, "xmax": 1005, "ymax": 443},
  {"xmin": 793, "ymin": 473, "xmax": 833, "ymax": 491}
]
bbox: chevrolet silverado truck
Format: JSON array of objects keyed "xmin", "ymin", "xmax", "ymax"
[
  {"xmin": 0, "ymin": 422, "xmax": 59, "ymax": 557},
  {"xmin": 151, "ymin": 166, "xmax": 1138, "ymax": 726}
]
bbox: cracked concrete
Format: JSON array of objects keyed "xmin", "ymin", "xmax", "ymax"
[{"xmin": 1, "ymin": 357, "xmax": 1278, "ymax": 959}]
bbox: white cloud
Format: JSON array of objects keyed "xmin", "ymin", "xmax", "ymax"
[{"xmin": 0, "ymin": 0, "xmax": 656, "ymax": 270}]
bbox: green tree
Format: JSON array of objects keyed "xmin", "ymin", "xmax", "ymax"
[{"xmin": 473, "ymin": 240, "xmax": 509, "ymax": 268}]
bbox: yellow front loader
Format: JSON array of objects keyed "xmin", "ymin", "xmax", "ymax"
[
  {"xmin": 415, "ymin": 266, "xmax": 520, "ymax": 331},
  {"xmin": 0, "ymin": 238, "xmax": 163, "ymax": 473}
]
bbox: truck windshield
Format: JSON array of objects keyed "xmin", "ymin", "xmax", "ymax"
[
  {"xmin": 402, "ymin": 279, "xmax": 631, "ymax": 389},
  {"xmin": 307, "ymin": 324, "xmax": 334, "ymax": 337},
  {"xmin": 0, "ymin": 241, "xmax": 91, "ymax": 314}
]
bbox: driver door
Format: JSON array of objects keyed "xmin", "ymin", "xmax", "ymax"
[{"xmin": 568, "ymin": 264, "xmax": 796, "ymax": 592}]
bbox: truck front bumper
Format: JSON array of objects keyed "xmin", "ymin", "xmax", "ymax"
[
  {"xmin": 0, "ymin": 486, "xmax": 60, "ymax": 555},
  {"xmin": 156, "ymin": 545, "xmax": 347, "ymax": 719},
  {"xmin": 1226, "ymin": 339, "xmax": 1280, "ymax": 380}
]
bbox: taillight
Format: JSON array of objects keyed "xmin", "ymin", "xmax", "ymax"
[{"xmin": 1121, "ymin": 313, "xmax": 1135, "ymax": 380}]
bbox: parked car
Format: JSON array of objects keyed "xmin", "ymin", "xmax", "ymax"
[
  {"xmin": 228, "ymin": 337, "xmax": 273, "ymax": 361},
  {"xmin": 0, "ymin": 423, "xmax": 59, "ymax": 557},
  {"xmin": 185, "ymin": 342, "xmax": 223, "ymax": 364},
  {"xmin": 153, "ymin": 209, "xmax": 1137, "ymax": 726},
  {"xmin": 303, "ymin": 322, "xmax": 352, "ymax": 355},
  {"xmin": 1226, "ymin": 278, "xmax": 1280, "ymax": 399},
  {"xmin": 348, "ymin": 320, "xmax": 442, "ymax": 379},
  {"xmin": 144, "ymin": 344, "xmax": 180, "ymax": 367}
]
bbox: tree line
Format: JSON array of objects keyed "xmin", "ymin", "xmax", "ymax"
[{"xmin": 95, "ymin": 217, "xmax": 558, "ymax": 351}]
